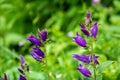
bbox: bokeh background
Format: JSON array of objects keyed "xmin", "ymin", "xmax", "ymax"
[{"xmin": 0, "ymin": 0, "xmax": 120, "ymax": 80}]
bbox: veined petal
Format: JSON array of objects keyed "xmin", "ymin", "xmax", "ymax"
[
  {"xmin": 77, "ymin": 64, "xmax": 91, "ymax": 77},
  {"xmin": 73, "ymin": 32, "xmax": 87, "ymax": 47},
  {"xmin": 32, "ymin": 47, "xmax": 45, "ymax": 58}
]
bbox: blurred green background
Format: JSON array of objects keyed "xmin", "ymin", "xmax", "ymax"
[{"xmin": 0, "ymin": 0, "xmax": 120, "ymax": 80}]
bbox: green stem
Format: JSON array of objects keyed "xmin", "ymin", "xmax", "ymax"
[
  {"xmin": 43, "ymin": 45, "xmax": 50, "ymax": 80},
  {"xmin": 91, "ymin": 37, "xmax": 96, "ymax": 80}
]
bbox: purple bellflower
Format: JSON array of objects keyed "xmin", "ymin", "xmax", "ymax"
[
  {"xmin": 19, "ymin": 75, "xmax": 26, "ymax": 80},
  {"xmin": 73, "ymin": 32, "xmax": 87, "ymax": 47},
  {"xmin": 27, "ymin": 34, "xmax": 41, "ymax": 46},
  {"xmin": 38, "ymin": 29, "xmax": 48, "ymax": 42},
  {"xmin": 77, "ymin": 64, "xmax": 91, "ymax": 77},
  {"xmin": 31, "ymin": 47, "xmax": 45, "ymax": 62},
  {"xmin": 90, "ymin": 22, "xmax": 98, "ymax": 38},
  {"xmin": 73, "ymin": 54, "xmax": 99, "ymax": 65}
]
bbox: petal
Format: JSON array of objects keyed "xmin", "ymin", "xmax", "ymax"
[
  {"xmin": 27, "ymin": 34, "xmax": 41, "ymax": 46},
  {"xmin": 32, "ymin": 47, "xmax": 45, "ymax": 58},
  {"xmin": 72, "ymin": 54, "xmax": 91, "ymax": 64},
  {"xmin": 79, "ymin": 23, "xmax": 86, "ymax": 28},
  {"xmin": 90, "ymin": 22, "xmax": 98, "ymax": 38},
  {"xmin": 77, "ymin": 64, "xmax": 91, "ymax": 77},
  {"xmin": 73, "ymin": 32, "xmax": 87, "ymax": 47},
  {"xmin": 31, "ymin": 51, "xmax": 43, "ymax": 62},
  {"xmin": 38, "ymin": 29, "xmax": 48, "ymax": 42},
  {"xmin": 20, "ymin": 55, "xmax": 25, "ymax": 66},
  {"xmin": 41, "ymin": 29, "xmax": 48, "ymax": 41},
  {"xmin": 19, "ymin": 75, "xmax": 26, "ymax": 80},
  {"xmin": 81, "ymin": 28, "xmax": 90, "ymax": 37}
]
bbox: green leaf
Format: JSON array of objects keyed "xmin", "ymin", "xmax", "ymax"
[
  {"xmin": 96, "ymin": 74, "xmax": 102, "ymax": 80},
  {"xmin": 97, "ymin": 61, "xmax": 114, "ymax": 72}
]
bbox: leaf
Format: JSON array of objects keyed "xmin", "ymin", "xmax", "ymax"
[
  {"xmin": 96, "ymin": 74, "xmax": 102, "ymax": 80},
  {"xmin": 97, "ymin": 61, "xmax": 114, "ymax": 72}
]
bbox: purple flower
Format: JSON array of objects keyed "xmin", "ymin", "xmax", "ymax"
[
  {"xmin": 31, "ymin": 47, "xmax": 45, "ymax": 62},
  {"xmin": 38, "ymin": 29, "xmax": 48, "ymax": 42},
  {"xmin": 77, "ymin": 64, "xmax": 91, "ymax": 77},
  {"xmin": 19, "ymin": 75, "xmax": 26, "ymax": 80},
  {"xmin": 72, "ymin": 54, "xmax": 99, "ymax": 64},
  {"xmin": 90, "ymin": 22, "xmax": 98, "ymax": 38},
  {"xmin": 85, "ymin": 11, "xmax": 91, "ymax": 24},
  {"xmin": 73, "ymin": 32, "xmax": 87, "ymax": 47},
  {"xmin": 27, "ymin": 34, "xmax": 41, "ymax": 46},
  {"xmin": 20, "ymin": 55, "xmax": 25, "ymax": 66}
]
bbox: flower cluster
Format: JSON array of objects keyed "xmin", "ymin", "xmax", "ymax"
[
  {"xmin": 72, "ymin": 11, "xmax": 99, "ymax": 77},
  {"xmin": 27, "ymin": 29, "xmax": 48, "ymax": 62},
  {"xmin": 18, "ymin": 55, "xmax": 29, "ymax": 80}
]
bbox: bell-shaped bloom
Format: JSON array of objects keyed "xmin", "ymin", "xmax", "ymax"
[
  {"xmin": 85, "ymin": 11, "xmax": 91, "ymax": 24},
  {"xmin": 77, "ymin": 64, "xmax": 91, "ymax": 77},
  {"xmin": 73, "ymin": 32, "xmax": 87, "ymax": 47},
  {"xmin": 90, "ymin": 22, "xmax": 98, "ymax": 38},
  {"xmin": 31, "ymin": 47, "xmax": 45, "ymax": 62},
  {"xmin": 38, "ymin": 29, "xmax": 48, "ymax": 42},
  {"xmin": 27, "ymin": 34, "xmax": 41, "ymax": 46},
  {"xmin": 73, "ymin": 54, "xmax": 99, "ymax": 64},
  {"xmin": 19, "ymin": 75, "xmax": 26, "ymax": 80}
]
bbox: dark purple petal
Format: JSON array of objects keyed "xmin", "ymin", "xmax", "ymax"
[
  {"xmin": 31, "ymin": 51, "xmax": 43, "ymax": 61},
  {"xmin": 81, "ymin": 28, "xmax": 90, "ymax": 37},
  {"xmin": 77, "ymin": 64, "xmax": 91, "ymax": 77},
  {"xmin": 31, "ymin": 47, "xmax": 44, "ymax": 62},
  {"xmin": 73, "ymin": 32, "xmax": 87, "ymax": 47},
  {"xmin": 20, "ymin": 55, "xmax": 25, "ymax": 66},
  {"xmin": 90, "ymin": 22, "xmax": 98, "ymax": 38},
  {"xmin": 18, "ymin": 68, "xmax": 24, "ymax": 75},
  {"xmin": 4, "ymin": 73, "xmax": 8, "ymax": 80},
  {"xmin": 32, "ymin": 47, "xmax": 45, "ymax": 58},
  {"xmin": 27, "ymin": 34, "xmax": 41, "ymax": 46},
  {"xmin": 19, "ymin": 75, "xmax": 26, "ymax": 80},
  {"xmin": 72, "ymin": 54, "xmax": 91, "ymax": 64},
  {"xmin": 79, "ymin": 23, "xmax": 86, "ymax": 29},
  {"xmin": 38, "ymin": 29, "xmax": 48, "ymax": 42},
  {"xmin": 73, "ymin": 54, "xmax": 99, "ymax": 65}
]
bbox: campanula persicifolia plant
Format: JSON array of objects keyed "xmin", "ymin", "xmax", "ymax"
[
  {"xmin": 72, "ymin": 11, "xmax": 99, "ymax": 80},
  {"xmin": 27, "ymin": 29, "xmax": 50, "ymax": 79}
]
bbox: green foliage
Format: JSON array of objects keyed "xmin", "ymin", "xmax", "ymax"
[{"xmin": 0, "ymin": 0, "xmax": 120, "ymax": 80}]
